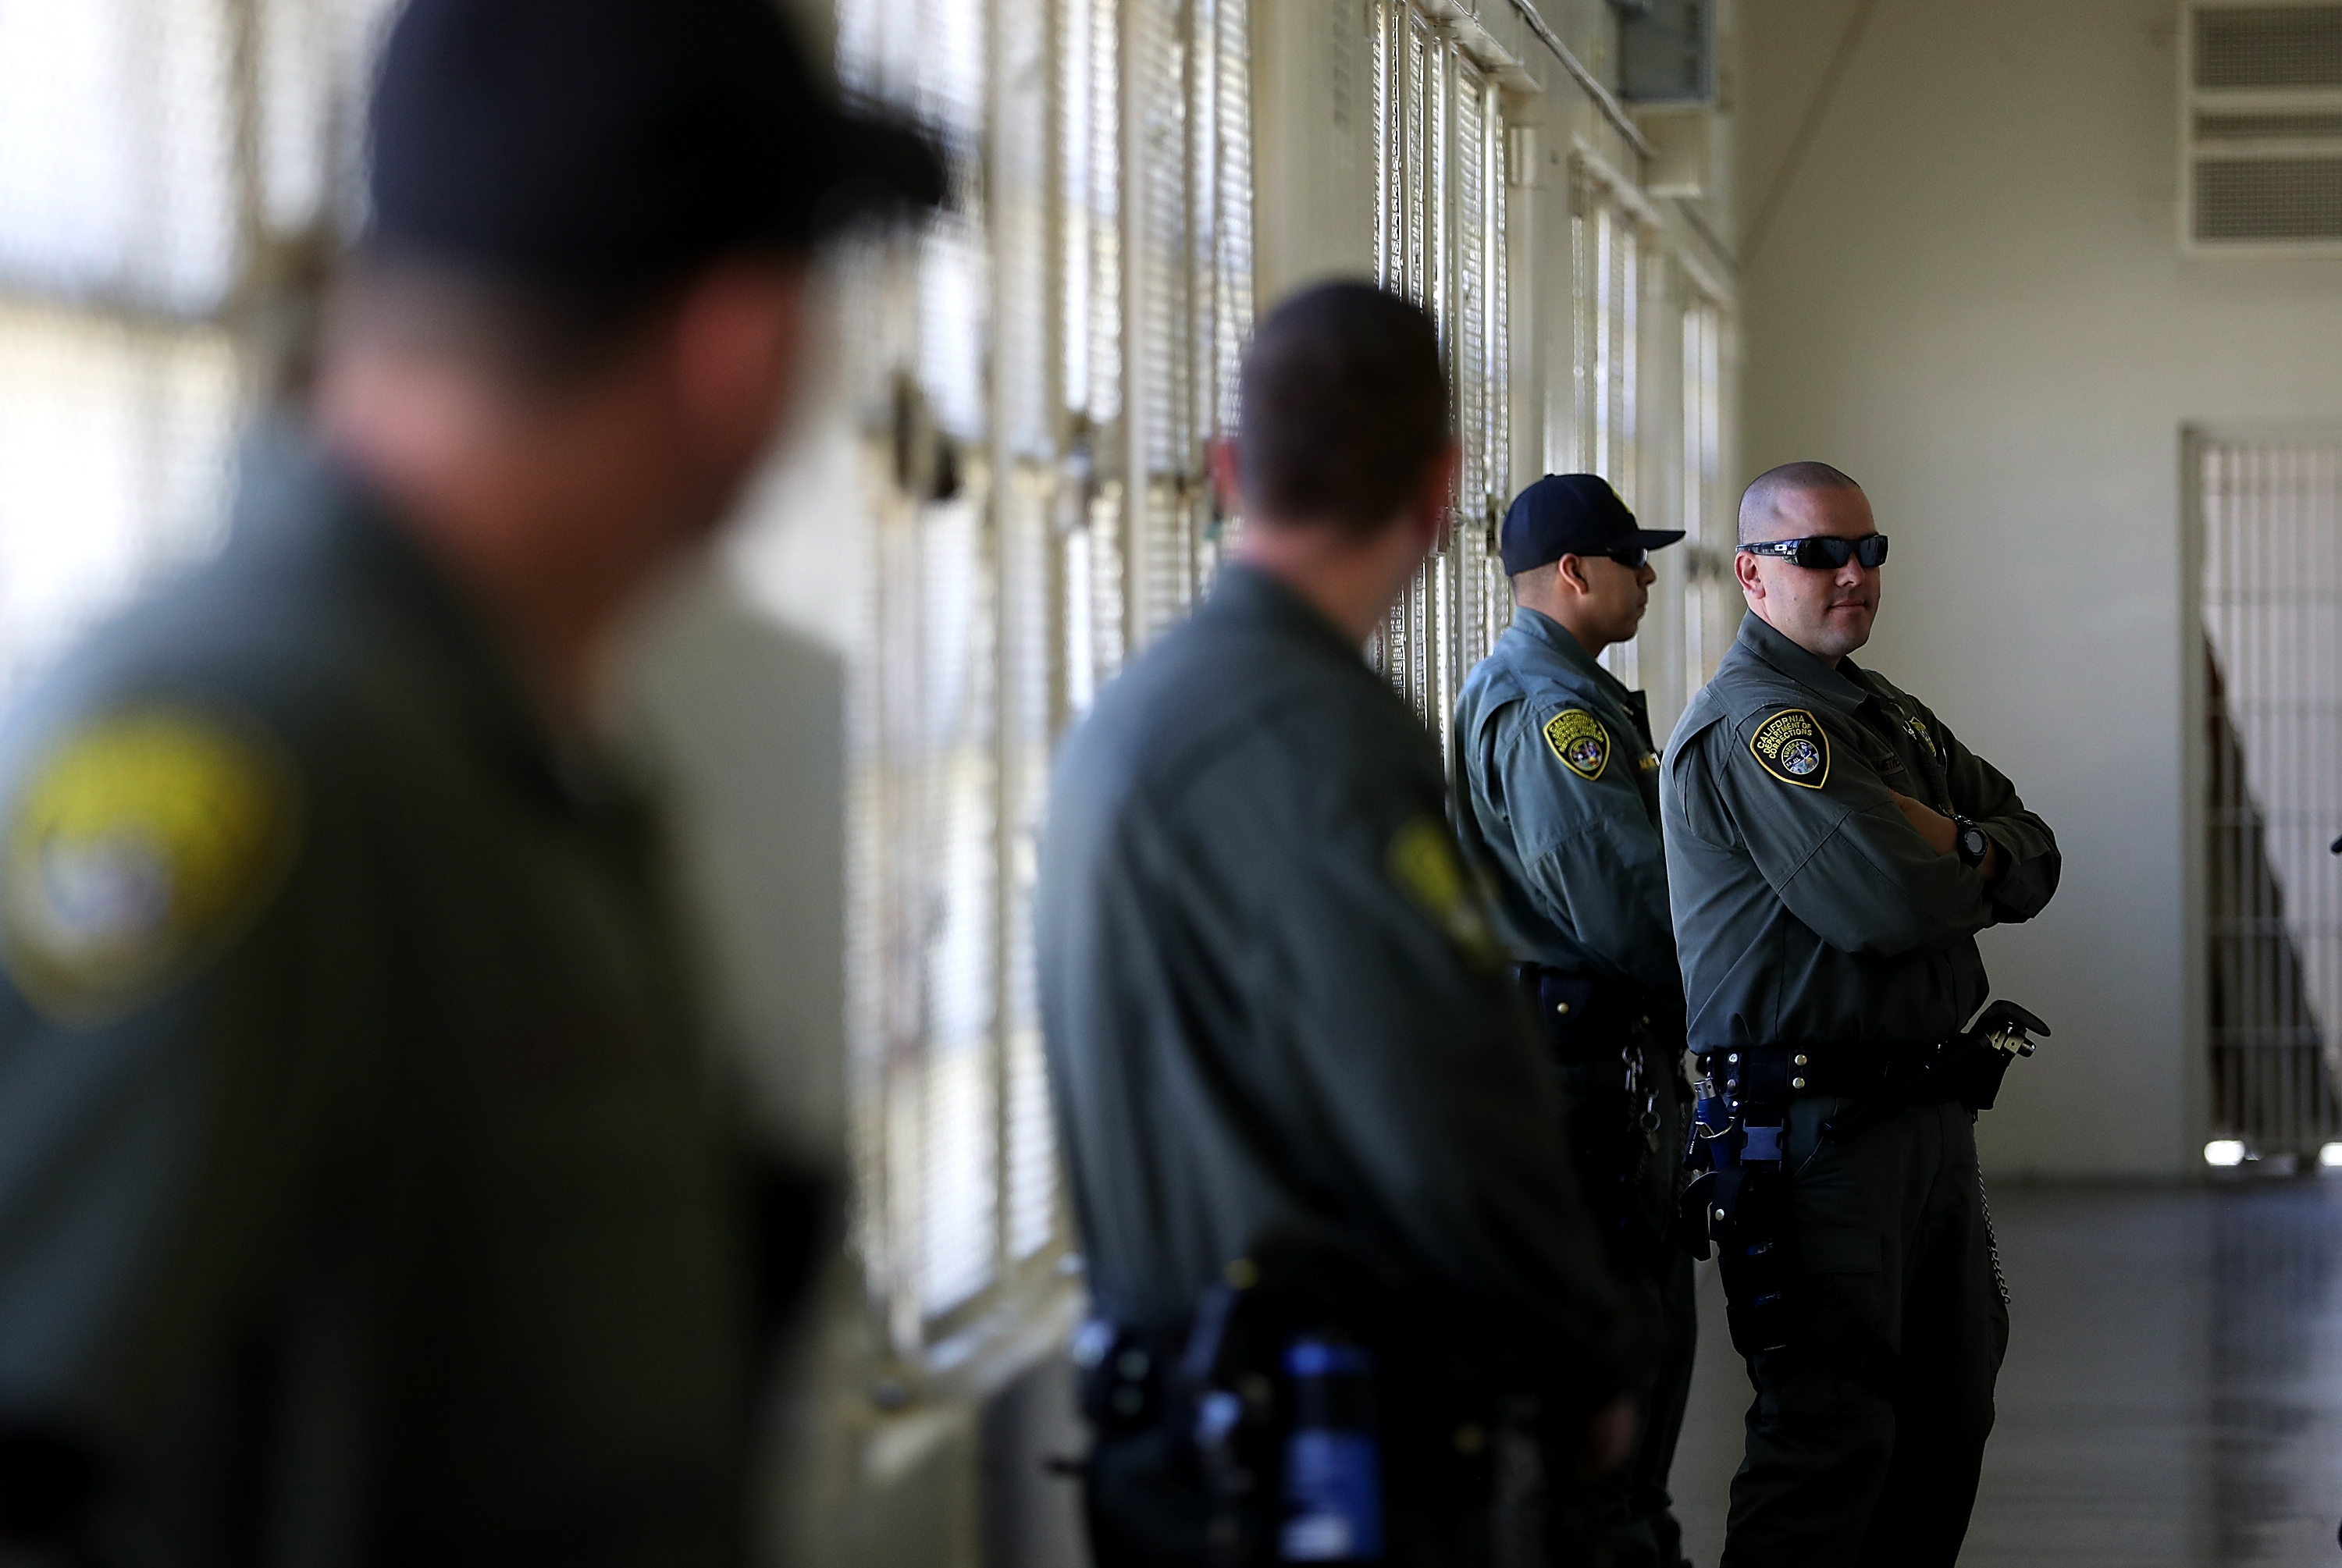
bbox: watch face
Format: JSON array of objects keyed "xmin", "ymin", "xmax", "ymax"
[{"xmin": 1960, "ymin": 826, "xmax": 1988, "ymax": 862}]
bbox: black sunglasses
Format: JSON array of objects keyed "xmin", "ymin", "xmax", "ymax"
[
  {"xmin": 1739, "ymin": 533, "xmax": 1890, "ymax": 570},
  {"xmin": 1590, "ymin": 546, "xmax": 1649, "ymax": 570}
]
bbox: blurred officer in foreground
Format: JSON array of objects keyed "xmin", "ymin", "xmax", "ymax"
[
  {"xmin": 1453, "ymin": 474, "xmax": 1695, "ymax": 1568},
  {"xmin": 1038, "ymin": 283, "xmax": 1639, "ymax": 1568},
  {"xmin": 0, "ymin": 0, "xmax": 938, "ymax": 1563},
  {"xmin": 1662, "ymin": 462, "xmax": 2060, "ymax": 1567}
]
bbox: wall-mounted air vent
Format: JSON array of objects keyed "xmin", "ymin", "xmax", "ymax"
[
  {"xmin": 1618, "ymin": 0, "xmax": 1716, "ymax": 105},
  {"xmin": 2185, "ymin": 2, "xmax": 2342, "ymax": 249}
]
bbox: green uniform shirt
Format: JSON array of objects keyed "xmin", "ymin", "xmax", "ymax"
[
  {"xmin": 0, "ymin": 436, "xmax": 753, "ymax": 1566},
  {"xmin": 1036, "ymin": 564, "xmax": 1627, "ymax": 1390},
  {"xmin": 1661, "ymin": 613, "xmax": 2060, "ymax": 1051},
  {"xmin": 1451, "ymin": 606, "xmax": 1676, "ymax": 993}
]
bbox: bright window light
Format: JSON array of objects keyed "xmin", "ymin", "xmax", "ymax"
[
  {"xmin": 2205, "ymin": 1139, "xmax": 2249, "ymax": 1168},
  {"xmin": 2319, "ymin": 1143, "xmax": 2342, "ymax": 1168}
]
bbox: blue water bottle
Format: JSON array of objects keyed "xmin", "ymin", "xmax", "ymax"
[{"xmin": 1278, "ymin": 1334, "xmax": 1384, "ymax": 1563}]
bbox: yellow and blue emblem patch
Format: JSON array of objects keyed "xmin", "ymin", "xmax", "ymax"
[
  {"xmin": 1386, "ymin": 816, "xmax": 1504, "ymax": 970},
  {"xmin": 1543, "ymin": 709, "xmax": 1611, "ymax": 782},
  {"xmin": 0, "ymin": 709, "xmax": 302, "ymax": 1025},
  {"xmin": 1749, "ymin": 708, "xmax": 1831, "ymax": 789}
]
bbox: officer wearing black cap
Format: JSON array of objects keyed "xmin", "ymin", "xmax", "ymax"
[
  {"xmin": 1451, "ymin": 474, "xmax": 1696, "ymax": 1568},
  {"xmin": 0, "ymin": 1, "xmax": 938, "ymax": 1563}
]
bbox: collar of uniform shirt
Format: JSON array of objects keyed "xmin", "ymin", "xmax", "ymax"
[
  {"xmin": 1207, "ymin": 560, "xmax": 1390, "ymax": 666},
  {"xmin": 1509, "ymin": 603, "xmax": 1635, "ymax": 699},
  {"xmin": 237, "ymin": 432, "xmax": 621, "ymax": 815},
  {"xmin": 1736, "ymin": 610, "xmax": 1872, "ymax": 713}
]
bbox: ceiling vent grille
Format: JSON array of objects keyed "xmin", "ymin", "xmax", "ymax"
[{"xmin": 2186, "ymin": 2, "xmax": 2342, "ymax": 249}]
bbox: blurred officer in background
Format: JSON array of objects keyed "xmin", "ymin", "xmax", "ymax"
[
  {"xmin": 1453, "ymin": 473, "xmax": 1696, "ymax": 1568},
  {"xmin": 1038, "ymin": 283, "xmax": 1640, "ymax": 1568},
  {"xmin": 0, "ymin": 0, "xmax": 938, "ymax": 1563},
  {"xmin": 1662, "ymin": 462, "xmax": 2061, "ymax": 1567}
]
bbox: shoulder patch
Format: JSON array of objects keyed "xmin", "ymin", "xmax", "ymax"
[
  {"xmin": 1, "ymin": 709, "xmax": 302, "ymax": 1026},
  {"xmin": 1386, "ymin": 817, "xmax": 1505, "ymax": 971},
  {"xmin": 1542, "ymin": 709, "xmax": 1611, "ymax": 782},
  {"xmin": 1748, "ymin": 708, "xmax": 1831, "ymax": 789}
]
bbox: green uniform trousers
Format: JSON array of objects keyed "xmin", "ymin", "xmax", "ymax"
[
  {"xmin": 1721, "ymin": 1097, "xmax": 2008, "ymax": 1568},
  {"xmin": 1620, "ymin": 1250, "xmax": 1696, "ymax": 1568},
  {"xmin": 1557, "ymin": 1029, "xmax": 1696, "ymax": 1568}
]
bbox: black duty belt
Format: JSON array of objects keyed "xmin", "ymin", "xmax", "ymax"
[
  {"xmin": 1685, "ymin": 1005, "xmax": 2049, "ymax": 1356},
  {"xmin": 1694, "ymin": 1040, "xmax": 1950, "ymax": 1108},
  {"xmin": 1516, "ymin": 965, "xmax": 1682, "ymax": 1064},
  {"xmin": 1072, "ymin": 1317, "xmax": 1191, "ymax": 1435}
]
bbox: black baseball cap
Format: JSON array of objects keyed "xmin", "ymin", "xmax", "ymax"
[
  {"xmin": 367, "ymin": 0, "xmax": 948, "ymax": 284},
  {"xmin": 1498, "ymin": 474, "xmax": 1685, "ymax": 575}
]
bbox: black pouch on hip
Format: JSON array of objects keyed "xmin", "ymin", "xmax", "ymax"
[
  {"xmin": 1694, "ymin": 1137, "xmax": 1802, "ymax": 1356},
  {"xmin": 1955, "ymin": 999, "xmax": 2052, "ymax": 1114}
]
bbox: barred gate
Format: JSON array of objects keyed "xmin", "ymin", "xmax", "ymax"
[{"xmin": 2198, "ymin": 433, "xmax": 2342, "ymax": 1161}]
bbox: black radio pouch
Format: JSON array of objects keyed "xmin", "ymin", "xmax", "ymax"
[
  {"xmin": 1180, "ymin": 1238, "xmax": 1395, "ymax": 1568},
  {"xmin": 1705, "ymin": 1158, "xmax": 1799, "ymax": 1356},
  {"xmin": 1956, "ymin": 998, "xmax": 2052, "ymax": 1113},
  {"xmin": 1683, "ymin": 1093, "xmax": 1801, "ymax": 1357}
]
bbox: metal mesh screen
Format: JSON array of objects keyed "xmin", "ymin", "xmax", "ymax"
[
  {"xmin": 1123, "ymin": 0, "xmax": 1252, "ymax": 647},
  {"xmin": 1368, "ymin": 2, "xmax": 1508, "ymax": 753},
  {"xmin": 2198, "ymin": 110, "xmax": 2342, "ymax": 139},
  {"xmin": 1193, "ymin": 0, "xmax": 1253, "ymax": 581},
  {"xmin": 999, "ymin": 468, "xmax": 1056, "ymax": 1263},
  {"xmin": 2186, "ymin": 3, "xmax": 2342, "ymax": 248},
  {"xmin": 912, "ymin": 492, "xmax": 1002, "ymax": 1320},
  {"xmin": 2195, "ymin": 155, "xmax": 2342, "ymax": 243},
  {"xmin": 1453, "ymin": 65, "xmax": 1511, "ymax": 721},
  {"xmin": 2194, "ymin": 3, "xmax": 2342, "ymax": 89},
  {"xmin": 840, "ymin": 0, "xmax": 1006, "ymax": 1331},
  {"xmin": 1060, "ymin": 0, "xmax": 1125, "ymax": 709},
  {"xmin": 1678, "ymin": 294, "xmax": 1737, "ymax": 694},
  {"xmin": 0, "ymin": 0, "xmax": 390, "ymax": 696},
  {"xmin": 0, "ymin": 308, "xmax": 240, "ymax": 687},
  {"xmin": 993, "ymin": 0, "xmax": 1059, "ymax": 1271},
  {"xmin": 1130, "ymin": 0, "xmax": 1197, "ymax": 642},
  {"xmin": 842, "ymin": 0, "xmax": 1254, "ymax": 1346},
  {"xmin": 1376, "ymin": 4, "xmax": 1441, "ymax": 731},
  {"xmin": 1575, "ymin": 179, "xmax": 1643, "ymax": 688},
  {"xmin": 0, "ymin": 2, "xmax": 237, "ymax": 311}
]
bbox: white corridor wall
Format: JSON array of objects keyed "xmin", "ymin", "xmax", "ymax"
[{"xmin": 1739, "ymin": 0, "xmax": 2342, "ymax": 1178}]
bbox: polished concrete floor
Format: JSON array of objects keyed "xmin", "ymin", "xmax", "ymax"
[{"xmin": 1669, "ymin": 1180, "xmax": 2342, "ymax": 1566}]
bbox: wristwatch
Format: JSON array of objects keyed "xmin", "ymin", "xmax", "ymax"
[{"xmin": 1952, "ymin": 814, "xmax": 1991, "ymax": 869}]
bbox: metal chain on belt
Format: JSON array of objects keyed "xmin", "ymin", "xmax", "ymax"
[{"xmin": 1977, "ymin": 1166, "xmax": 2009, "ymax": 1309}]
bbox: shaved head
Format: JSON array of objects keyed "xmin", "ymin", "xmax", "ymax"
[
  {"xmin": 1732, "ymin": 461, "xmax": 1881, "ymax": 663},
  {"xmin": 1739, "ymin": 460, "xmax": 1863, "ymax": 544}
]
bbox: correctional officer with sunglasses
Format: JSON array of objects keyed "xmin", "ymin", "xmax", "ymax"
[
  {"xmin": 1452, "ymin": 473, "xmax": 1696, "ymax": 1568},
  {"xmin": 1660, "ymin": 461, "xmax": 2061, "ymax": 1567}
]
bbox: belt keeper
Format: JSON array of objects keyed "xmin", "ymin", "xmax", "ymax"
[{"xmin": 1740, "ymin": 1124, "xmax": 1784, "ymax": 1163}]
